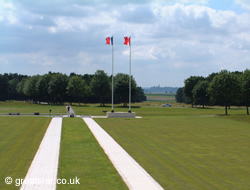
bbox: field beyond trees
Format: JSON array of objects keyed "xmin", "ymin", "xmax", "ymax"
[{"xmin": 145, "ymin": 93, "xmax": 176, "ymax": 102}]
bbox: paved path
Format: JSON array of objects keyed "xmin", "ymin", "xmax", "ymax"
[
  {"xmin": 21, "ymin": 118, "xmax": 62, "ymax": 190},
  {"xmin": 83, "ymin": 118, "xmax": 163, "ymax": 190}
]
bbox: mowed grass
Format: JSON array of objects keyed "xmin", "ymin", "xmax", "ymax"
[
  {"xmin": 72, "ymin": 104, "xmax": 138, "ymax": 116},
  {"xmin": 57, "ymin": 118, "xmax": 128, "ymax": 190},
  {"xmin": 0, "ymin": 101, "xmax": 66, "ymax": 114},
  {"xmin": 1, "ymin": 101, "xmax": 250, "ymax": 189},
  {"xmin": 95, "ymin": 116, "xmax": 250, "ymax": 189},
  {"xmin": 73, "ymin": 104, "xmax": 247, "ymax": 117},
  {"xmin": 0, "ymin": 116, "xmax": 51, "ymax": 189}
]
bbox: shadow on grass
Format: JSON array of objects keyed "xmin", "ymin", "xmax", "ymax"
[
  {"xmin": 75, "ymin": 105, "xmax": 141, "ymax": 109},
  {"xmin": 115, "ymin": 106, "xmax": 141, "ymax": 109},
  {"xmin": 72, "ymin": 104, "xmax": 91, "ymax": 107},
  {"xmin": 194, "ymin": 107, "xmax": 215, "ymax": 109}
]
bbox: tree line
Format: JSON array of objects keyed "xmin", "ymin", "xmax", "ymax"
[
  {"xmin": 0, "ymin": 70, "xmax": 146, "ymax": 106},
  {"xmin": 175, "ymin": 69, "xmax": 250, "ymax": 115}
]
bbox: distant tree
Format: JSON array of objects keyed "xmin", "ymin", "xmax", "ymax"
[
  {"xmin": 183, "ymin": 76, "xmax": 204, "ymax": 107},
  {"xmin": 82, "ymin": 74, "xmax": 94, "ymax": 86},
  {"xmin": 114, "ymin": 73, "xmax": 137, "ymax": 107},
  {"xmin": 69, "ymin": 72, "xmax": 77, "ymax": 77},
  {"xmin": 0, "ymin": 74, "xmax": 9, "ymax": 101},
  {"xmin": 206, "ymin": 72, "xmax": 219, "ymax": 82},
  {"xmin": 192, "ymin": 81, "xmax": 210, "ymax": 108},
  {"xmin": 8, "ymin": 78, "xmax": 19, "ymax": 100},
  {"xmin": 67, "ymin": 76, "xmax": 89, "ymax": 105},
  {"xmin": 90, "ymin": 70, "xmax": 111, "ymax": 106},
  {"xmin": 134, "ymin": 87, "xmax": 147, "ymax": 102},
  {"xmin": 36, "ymin": 74, "xmax": 52, "ymax": 103},
  {"xmin": 209, "ymin": 70, "xmax": 241, "ymax": 115},
  {"xmin": 23, "ymin": 75, "xmax": 40, "ymax": 102},
  {"xmin": 175, "ymin": 87, "xmax": 184, "ymax": 103},
  {"xmin": 48, "ymin": 73, "xmax": 69, "ymax": 104},
  {"xmin": 232, "ymin": 71, "xmax": 243, "ymax": 76},
  {"xmin": 16, "ymin": 78, "xmax": 27, "ymax": 100},
  {"xmin": 242, "ymin": 69, "xmax": 250, "ymax": 115}
]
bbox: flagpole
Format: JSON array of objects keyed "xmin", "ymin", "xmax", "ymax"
[
  {"xmin": 129, "ymin": 36, "xmax": 131, "ymax": 113},
  {"xmin": 112, "ymin": 36, "xmax": 114, "ymax": 112}
]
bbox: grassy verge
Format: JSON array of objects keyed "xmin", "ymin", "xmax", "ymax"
[
  {"xmin": 57, "ymin": 118, "xmax": 128, "ymax": 190},
  {"xmin": 0, "ymin": 101, "xmax": 66, "ymax": 114},
  {"xmin": 72, "ymin": 104, "xmax": 246, "ymax": 117},
  {"xmin": 95, "ymin": 116, "xmax": 250, "ymax": 189},
  {"xmin": 1, "ymin": 101, "xmax": 247, "ymax": 117},
  {"xmin": 0, "ymin": 117, "xmax": 51, "ymax": 189},
  {"xmin": 72, "ymin": 104, "xmax": 141, "ymax": 116}
]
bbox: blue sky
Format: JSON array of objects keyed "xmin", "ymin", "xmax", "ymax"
[{"xmin": 0, "ymin": 0, "xmax": 250, "ymax": 87}]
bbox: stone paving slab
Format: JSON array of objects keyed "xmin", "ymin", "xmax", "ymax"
[
  {"xmin": 83, "ymin": 118, "xmax": 163, "ymax": 190},
  {"xmin": 21, "ymin": 118, "xmax": 62, "ymax": 190}
]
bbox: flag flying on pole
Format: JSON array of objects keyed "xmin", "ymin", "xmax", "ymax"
[
  {"xmin": 124, "ymin": 36, "xmax": 132, "ymax": 112},
  {"xmin": 124, "ymin": 37, "xmax": 131, "ymax": 46},
  {"xmin": 106, "ymin": 37, "xmax": 113, "ymax": 45},
  {"xmin": 106, "ymin": 36, "xmax": 114, "ymax": 112}
]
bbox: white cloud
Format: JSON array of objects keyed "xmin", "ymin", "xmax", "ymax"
[
  {"xmin": 0, "ymin": 0, "xmax": 15, "ymax": 10},
  {"xmin": 48, "ymin": 27, "xmax": 57, "ymax": 33},
  {"xmin": 0, "ymin": 0, "xmax": 18, "ymax": 24},
  {"xmin": 236, "ymin": 0, "xmax": 250, "ymax": 10},
  {"xmin": 237, "ymin": 32, "xmax": 250, "ymax": 42},
  {"xmin": 6, "ymin": 12, "xmax": 18, "ymax": 24},
  {"xmin": 76, "ymin": 52, "xmax": 93, "ymax": 66},
  {"xmin": 154, "ymin": 0, "xmax": 208, "ymax": 5},
  {"xmin": 1, "ymin": 1, "xmax": 250, "ymax": 87}
]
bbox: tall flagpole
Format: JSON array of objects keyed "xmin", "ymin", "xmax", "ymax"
[
  {"xmin": 129, "ymin": 36, "xmax": 131, "ymax": 113},
  {"xmin": 111, "ymin": 36, "xmax": 114, "ymax": 112}
]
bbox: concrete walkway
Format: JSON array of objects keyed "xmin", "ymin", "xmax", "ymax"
[
  {"xmin": 21, "ymin": 118, "xmax": 62, "ymax": 190},
  {"xmin": 83, "ymin": 118, "xmax": 163, "ymax": 190}
]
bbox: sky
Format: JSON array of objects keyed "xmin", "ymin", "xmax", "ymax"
[{"xmin": 0, "ymin": 0, "xmax": 250, "ymax": 87}]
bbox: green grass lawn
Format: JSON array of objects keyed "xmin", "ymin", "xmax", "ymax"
[
  {"xmin": 72, "ymin": 104, "xmax": 138, "ymax": 116},
  {"xmin": 0, "ymin": 101, "xmax": 66, "ymax": 114},
  {"xmin": 95, "ymin": 116, "xmax": 250, "ymax": 189},
  {"xmin": 72, "ymin": 103, "xmax": 247, "ymax": 117},
  {"xmin": 57, "ymin": 118, "xmax": 128, "ymax": 190},
  {"xmin": 0, "ymin": 116, "xmax": 51, "ymax": 190},
  {"xmin": 1, "ymin": 101, "xmax": 250, "ymax": 189}
]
